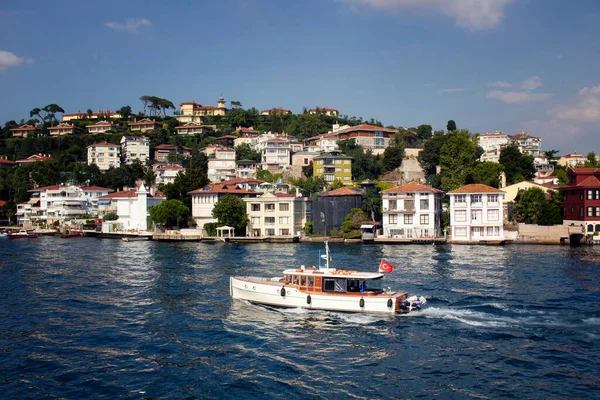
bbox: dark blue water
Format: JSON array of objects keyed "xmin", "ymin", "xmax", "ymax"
[{"xmin": 1, "ymin": 238, "xmax": 599, "ymax": 399}]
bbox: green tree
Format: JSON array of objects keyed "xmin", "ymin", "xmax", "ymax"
[
  {"xmin": 512, "ymin": 187, "xmax": 562, "ymax": 225},
  {"xmin": 290, "ymin": 176, "xmax": 326, "ymax": 197},
  {"xmin": 211, "ymin": 194, "xmax": 248, "ymax": 234},
  {"xmin": 340, "ymin": 208, "xmax": 370, "ymax": 239},
  {"xmin": 330, "ymin": 179, "xmax": 344, "ymax": 189},
  {"xmin": 382, "ymin": 143, "xmax": 404, "ymax": 172},
  {"xmin": 118, "ymin": 105, "xmax": 132, "ymax": 121},
  {"xmin": 446, "ymin": 120, "xmax": 457, "ymax": 132},
  {"xmin": 285, "ymin": 113, "xmax": 329, "ymax": 140},
  {"xmin": 235, "ymin": 143, "xmax": 260, "ymax": 162},
  {"xmin": 150, "ymin": 199, "xmax": 190, "ymax": 228},
  {"xmin": 418, "ymin": 130, "xmax": 449, "ymax": 175},
  {"xmin": 416, "ymin": 124, "xmax": 433, "ymax": 140},
  {"xmin": 584, "ymin": 152, "xmax": 599, "ymax": 167},
  {"xmin": 361, "ymin": 188, "xmax": 381, "ymax": 222},
  {"xmin": 102, "ymin": 212, "xmax": 119, "ymax": 221},
  {"xmin": 499, "ymin": 144, "xmax": 535, "ymax": 184},
  {"xmin": 439, "ymin": 130, "xmax": 478, "ymax": 192},
  {"xmin": 159, "ymin": 168, "xmax": 209, "ymax": 209},
  {"xmin": 472, "ymin": 162, "xmax": 504, "ymax": 188}
]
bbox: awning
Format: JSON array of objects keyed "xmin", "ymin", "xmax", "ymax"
[{"xmin": 97, "ymin": 199, "xmax": 111, "ymax": 205}]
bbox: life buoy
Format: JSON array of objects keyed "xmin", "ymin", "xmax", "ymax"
[
  {"xmin": 307, "ymin": 295, "xmax": 311, "ymax": 305},
  {"xmin": 359, "ymin": 298, "xmax": 365, "ymax": 308},
  {"xmin": 387, "ymin": 299, "xmax": 393, "ymax": 308},
  {"xmin": 280, "ymin": 287, "xmax": 286, "ymax": 297}
]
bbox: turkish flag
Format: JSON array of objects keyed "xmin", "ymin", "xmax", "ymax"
[{"xmin": 378, "ymin": 259, "xmax": 394, "ymax": 273}]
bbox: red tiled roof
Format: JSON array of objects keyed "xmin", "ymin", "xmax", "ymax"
[
  {"xmin": 322, "ymin": 187, "xmax": 360, "ymax": 196},
  {"xmin": 0, "ymin": 200, "xmax": 6, "ymax": 207},
  {"xmin": 88, "ymin": 141, "xmax": 119, "ymax": 147},
  {"xmin": 176, "ymin": 123, "xmax": 211, "ymax": 129},
  {"xmin": 267, "ymin": 138, "xmax": 288, "ymax": 143},
  {"xmin": 10, "ymin": 124, "xmax": 38, "ymax": 131},
  {"xmin": 81, "ymin": 186, "xmax": 112, "ymax": 191},
  {"xmin": 382, "ymin": 182, "xmax": 444, "ymax": 194},
  {"xmin": 569, "ymin": 167, "xmax": 600, "ymax": 173},
  {"xmin": 539, "ymin": 182, "xmax": 560, "ymax": 189},
  {"xmin": 129, "ymin": 118, "xmax": 160, "ymax": 125},
  {"xmin": 575, "ymin": 176, "xmax": 600, "ymax": 188},
  {"xmin": 336, "ymin": 124, "xmax": 397, "ymax": 133},
  {"xmin": 187, "ymin": 183, "xmax": 259, "ymax": 195},
  {"xmin": 221, "ymin": 178, "xmax": 265, "ymax": 185},
  {"xmin": 156, "ymin": 164, "xmax": 184, "ymax": 171},
  {"xmin": 89, "ymin": 120, "xmax": 117, "ymax": 126},
  {"xmin": 0, "ymin": 158, "xmax": 16, "ymax": 165},
  {"xmin": 28, "ymin": 185, "xmax": 61, "ymax": 192},
  {"xmin": 16, "ymin": 154, "xmax": 54, "ymax": 163},
  {"xmin": 218, "ymin": 135, "xmax": 238, "ymax": 139},
  {"xmin": 448, "ymin": 184, "xmax": 504, "ymax": 194},
  {"xmin": 48, "ymin": 123, "xmax": 75, "ymax": 130}
]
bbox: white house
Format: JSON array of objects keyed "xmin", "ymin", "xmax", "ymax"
[
  {"xmin": 97, "ymin": 184, "xmax": 164, "ymax": 231},
  {"xmin": 381, "ymin": 182, "xmax": 444, "ymax": 239},
  {"xmin": 208, "ymin": 147, "xmax": 236, "ymax": 182},
  {"xmin": 187, "ymin": 183, "xmax": 259, "ymax": 231},
  {"xmin": 154, "ymin": 163, "xmax": 185, "ymax": 185},
  {"xmin": 448, "ymin": 184, "xmax": 505, "ymax": 242},
  {"xmin": 244, "ymin": 192, "xmax": 311, "ymax": 237},
  {"xmin": 120, "ymin": 136, "xmax": 150, "ymax": 164},
  {"xmin": 87, "ymin": 141, "xmax": 121, "ymax": 171},
  {"xmin": 478, "ymin": 131, "xmax": 510, "ymax": 163}
]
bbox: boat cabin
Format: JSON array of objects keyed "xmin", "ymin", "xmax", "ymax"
[{"xmin": 281, "ymin": 268, "xmax": 384, "ymax": 295}]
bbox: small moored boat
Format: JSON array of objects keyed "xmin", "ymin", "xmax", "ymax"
[
  {"xmin": 7, "ymin": 230, "xmax": 38, "ymax": 239},
  {"xmin": 122, "ymin": 236, "xmax": 150, "ymax": 242},
  {"xmin": 230, "ymin": 242, "xmax": 426, "ymax": 314}
]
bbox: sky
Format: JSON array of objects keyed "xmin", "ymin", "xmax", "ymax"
[{"xmin": 1, "ymin": 0, "xmax": 599, "ymax": 153}]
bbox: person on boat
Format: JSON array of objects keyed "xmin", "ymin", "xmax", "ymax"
[{"xmin": 360, "ymin": 281, "xmax": 367, "ymax": 293}]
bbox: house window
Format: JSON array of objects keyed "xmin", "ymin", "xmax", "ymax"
[
  {"xmin": 266, "ymin": 228, "xmax": 275, "ymax": 236},
  {"xmin": 404, "ymin": 214, "xmax": 413, "ymax": 224},
  {"xmin": 279, "ymin": 203, "xmax": 289, "ymax": 211},
  {"xmin": 579, "ymin": 207, "xmax": 584, "ymax": 217},
  {"xmin": 280, "ymin": 229, "xmax": 290, "ymax": 235},
  {"xmin": 471, "ymin": 194, "xmax": 482, "ymax": 204},
  {"xmin": 471, "ymin": 210, "xmax": 481, "ymax": 222},
  {"xmin": 265, "ymin": 217, "xmax": 275, "ymax": 225},
  {"xmin": 588, "ymin": 190, "xmax": 593, "ymax": 200},
  {"xmin": 420, "ymin": 214, "xmax": 429, "ymax": 225},
  {"xmin": 455, "ymin": 195, "xmax": 466, "ymax": 203},
  {"xmin": 455, "ymin": 210, "xmax": 467, "ymax": 222},
  {"xmin": 251, "ymin": 203, "xmax": 260, "ymax": 211},
  {"xmin": 454, "ymin": 227, "xmax": 467, "ymax": 237},
  {"xmin": 580, "ymin": 191, "xmax": 584, "ymax": 200},
  {"xmin": 251, "ymin": 217, "xmax": 260, "ymax": 224},
  {"xmin": 486, "ymin": 226, "xmax": 499, "ymax": 236},
  {"xmin": 265, "ymin": 204, "xmax": 275, "ymax": 212},
  {"xmin": 279, "ymin": 217, "xmax": 289, "ymax": 224},
  {"xmin": 404, "ymin": 200, "xmax": 414, "ymax": 210},
  {"xmin": 420, "ymin": 199, "xmax": 429, "ymax": 210},
  {"xmin": 488, "ymin": 209, "xmax": 499, "ymax": 221},
  {"xmin": 488, "ymin": 194, "xmax": 498, "ymax": 203},
  {"xmin": 389, "ymin": 214, "xmax": 397, "ymax": 224},
  {"xmin": 406, "ymin": 228, "xmax": 413, "ymax": 238},
  {"xmin": 389, "ymin": 200, "xmax": 397, "ymax": 210}
]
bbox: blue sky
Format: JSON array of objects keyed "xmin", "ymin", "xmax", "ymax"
[{"xmin": 1, "ymin": 0, "xmax": 599, "ymax": 153}]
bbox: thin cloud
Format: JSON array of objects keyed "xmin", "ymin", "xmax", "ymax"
[
  {"xmin": 0, "ymin": 50, "xmax": 33, "ymax": 72},
  {"xmin": 438, "ymin": 88, "xmax": 467, "ymax": 93},
  {"xmin": 552, "ymin": 84, "xmax": 600, "ymax": 122},
  {"xmin": 487, "ymin": 91, "xmax": 553, "ymax": 103},
  {"xmin": 487, "ymin": 76, "xmax": 551, "ymax": 103},
  {"xmin": 337, "ymin": 0, "xmax": 516, "ymax": 31},
  {"xmin": 105, "ymin": 18, "xmax": 152, "ymax": 33}
]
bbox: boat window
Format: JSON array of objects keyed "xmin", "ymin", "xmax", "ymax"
[
  {"xmin": 300, "ymin": 276, "xmax": 306, "ymax": 286},
  {"xmin": 308, "ymin": 277, "xmax": 314, "ymax": 287},
  {"xmin": 293, "ymin": 275, "xmax": 299, "ymax": 285},
  {"xmin": 323, "ymin": 278, "xmax": 347, "ymax": 293},
  {"xmin": 285, "ymin": 275, "xmax": 291, "ymax": 284},
  {"xmin": 347, "ymin": 279, "xmax": 360, "ymax": 292}
]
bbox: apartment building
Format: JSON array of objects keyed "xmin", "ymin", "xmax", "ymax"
[
  {"xmin": 448, "ymin": 184, "xmax": 505, "ymax": 242},
  {"xmin": 244, "ymin": 193, "xmax": 311, "ymax": 237},
  {"xmin": 87, "ymin": 141, "xmax": 121, "ymax": 170},
  {"xmin": 120, "ymin": 136, "xmax": 150, "ymax": 164},
  {"xmin": 313, "ymin": 152, "xmax": 353, "ymax": 185},
  {"xmin": 188, "ymin": 183, "xmax": 258, "ymax": 230},
  {"xmin": 208, "ymin": 147, "xmax": 236, "ymax": 182}
]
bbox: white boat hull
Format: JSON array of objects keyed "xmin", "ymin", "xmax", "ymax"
[{"xmin": 230, "ymin": 276, "xmax": 408, "ymax": 314}]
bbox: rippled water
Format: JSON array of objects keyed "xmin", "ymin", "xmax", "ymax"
[{"xmin": 1, "ymin": 238, "xmax": 599, "ymax": 399}]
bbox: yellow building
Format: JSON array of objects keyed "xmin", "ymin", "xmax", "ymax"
[
  {"xmin": 309, "ymin": 107, "xmax": 339, "ymax": 117},
  {"xmin": 178, "ymin": 97, "xmax": 228, "ymax": 123},
  {"xmin": 313, "ymin": 153, "xmax": 353, "ymax": 185}
]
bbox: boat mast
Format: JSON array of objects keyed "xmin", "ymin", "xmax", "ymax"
[{"xmin": 325, "ymin": 240, "xmax": 330, "ymax": 270}]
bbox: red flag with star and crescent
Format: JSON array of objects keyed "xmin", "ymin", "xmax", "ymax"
[{"xmin": 378, "ymin": 259, "xmax": 394, "ymax": 273}]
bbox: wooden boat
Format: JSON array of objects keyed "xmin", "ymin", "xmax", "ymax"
[
  {"xmin": 8, "ymin": 230, "xmax": 38, "ymax": 239},
  {"xmin": 230, "ymin": 242, "xmax": 426, "ymax": 314}
]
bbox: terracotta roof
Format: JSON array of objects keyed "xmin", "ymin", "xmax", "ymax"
[
  {"xmin": 154, "ymin": 144, "xmax": 179, "ymax": 150},
  {"xmin": 576, "ymin": 176, "xmax": 600, "ymax": 188},
  {"xmin": 48, "ymin": 123, "xmax": 74, "ymax": 129},
  {"xmin": 218, "ymin": 135, "xmax": 238, "ymax": 139},
  {"xmin": 336, "ymin": 124, "xmax": 397, "ymax": 134},
  {"xmin": 382, "ymin": 182, "xmax": 444, "ymax": 194},
  {"xmin": 267, "ymin": 138, "xmax": 288, "ymax": 143},
  {"xmin": 274, "ymin": 193, "xmax": 296, "ymax": 198},
  {"xmin": 322, "ymin": 187, "xmax": 360, "ymax": 196},
  {"xmin": 28, "ymin": 185, "xmax": 61, "ymax": 192},
  {"xmin": 16, "ymin": 154, "xmax": 54, "ymax": 163},
  {"xmin": 187, "ymin": 183, "xmax": 259, "ymax": 195},
  {"xmin": 0, "ymin": 158, "xmax": 16, "ymax": 165},
  {"xmin": 176, "ymin": 123, "xmax": 211, "ymax": 129},
  {"xmin": 0, "ymin": 200, "xmax": 6, "ymax": 207},
  {"xmin": 569, "ymin": 167, "xmax": 600, "ymax": 173},
  {"xmin": 221, "ymin": 178, "xmax": 265, "ymax": 185},
  {"xmin": 448, "ymin": 184, "xmax": 504, "ymax": 194},
  {"xmin": 89, "ymin": 120, "xmax": 117, "ymax": 126},
  {"xmin": 87, "ymin": 141, "xmax": 119, "ymax": 147},
  {"xmin": 539, "ymin": 182, "xmax": 560, "ymax": 189},
  {"xmin": 129, "ymin": 118, "xmax": 160, "ymax": 125},
  {"xmin": 156, "ymin": 164, "xmax": 184, "ymax": 171},
  {"xmin": 81, "ymin": 186, "xmax": 112, "ymax": 191},
  {"xmin": 10, "ymin": 124, "xmax": 38, "ymax": 131}
]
